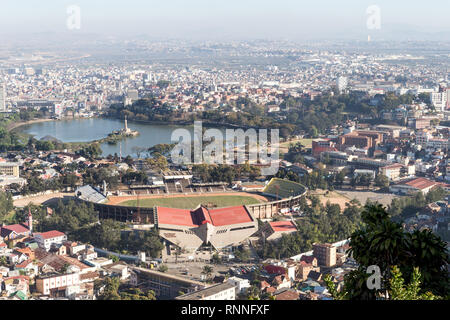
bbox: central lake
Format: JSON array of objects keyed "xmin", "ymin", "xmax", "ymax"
[{"xmin": 21, "ymin": 118, "xmax": 195, "ymax": 158}]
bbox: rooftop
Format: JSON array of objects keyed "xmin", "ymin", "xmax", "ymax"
[
  {"xmin": 156, "ymin": 205, "xmax": 254, "ymax": 227},
  {"xmin": 269, "ymin": 221, "xmax": 297, "ymax": 232},
  {"xmin": 175, "ymin": 283, "xmax": 235, "ymax": 300}
]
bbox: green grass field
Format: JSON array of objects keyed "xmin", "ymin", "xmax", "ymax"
[
  {"xmin": 263, "ymin": 178, "xmax": 306, "ymax": 199},
  {"xmin": 119, "ymin": 195, "xmax": 263, "ymax": 209}
]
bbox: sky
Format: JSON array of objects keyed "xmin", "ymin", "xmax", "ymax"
[{"xmin": 0, "ymin": 0, "xmax": 449, "ymax": 41}]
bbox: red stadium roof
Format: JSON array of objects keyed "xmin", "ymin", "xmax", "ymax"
[
  {"xmin": 269, "ymin": 221, "xmax": 297, "ymax": 232},
  {"xmin": 156, "ymin": 207, "xmax": 197, "ymax": 227},
  {"xmin": 156, "ymin": 206, "xmax": 253, "ymax": 227},
  {"xmin": 208, "ymin": 206, "xmax": 253, "ymax": 226}
]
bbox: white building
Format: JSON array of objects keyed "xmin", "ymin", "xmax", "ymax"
[
  {"xmin": 430, "ymin": 92, "xmax": 447, "ymax": 112},
  {"xmin": 227, "ymin": 276, "xmax": 251, "ymax": 294},
  {"xmin": 337, "ymin": 76, "xmax": 348, "ymax": 93},
  {"xmin": 36, "ymin": 272, "xmax": 80, "ymax": 296},
  {"xmin": 0, "ymin": 83, "xmax": 6, "ymax": 112},
  {"xmin": 34, "ymin": 231, "xmax": 67, "ymax": 251}
]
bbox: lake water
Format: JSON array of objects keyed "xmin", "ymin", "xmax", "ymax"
[{"xmin": 20, "ymin": 118, "xmax": 194, "ymax": 157}]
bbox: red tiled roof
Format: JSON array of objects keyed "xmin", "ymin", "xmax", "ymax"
[
  {"xmin": 404, "ymin": 178, "xmax": 438, "ymax": 190},
  {"xmin": 269, "ymin": 221, "xmax": 297, "ymax": 232},
  {"xmin": 275, "ymin": 290, "xmax": 299, "ymax": 300},
  {"xmin": 15, "ymin": 259, "xmax": 34, "ymax": 269},
  {"xmin": 34, "ymin": 230, "xmax": 66, "ymax": 240},
  {"xmin": 1, "ymin": 224, "xmax": 30, "ymax": 236},
  {"xmin": 383, "ymin": 163, "xmax": 403, "ymax": 169},
  {"xmin": 208, "ymin": 206, "xmax": 253, "ymax": 226},
  {"xmin": 300, "ymin": 256, "xmax": 316, "ymax": 264},
  {"xmin": 156, "ymin": 207, "xmax": 197, "ymax": 227},
  {"xmin": 156, "ymin": 206, "xmax": 253, "ymax": 227}
]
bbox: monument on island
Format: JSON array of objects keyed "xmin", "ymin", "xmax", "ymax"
[{"xmin": 111, "ymin": 116, "xmax": 139, "ymax": 137}]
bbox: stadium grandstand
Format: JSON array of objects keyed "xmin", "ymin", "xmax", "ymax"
[{"xmin": 155, "ymin": 205, "xmax": 258, "ymax": 253}]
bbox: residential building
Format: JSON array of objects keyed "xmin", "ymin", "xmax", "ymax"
[
  {"xmin": 313, "ymin": 243, "xmax": 336, "ymax": 267},
  {"xmin": 34, "ymin": 231, "xmax": 67, "ymax": 251}
]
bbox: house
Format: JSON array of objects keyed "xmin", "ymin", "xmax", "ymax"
[
  {"xmin": 49, "ymin": 244, "xmax": 67, "ymax": 256},
  {"xmin": 64, "ymin": 241, "xmax": 87, "ymax": 256},
  {"xmin": 271, "ymin": 275, "xmax": 291, "ymax": 290},
  {"xmin": 0, "ymin": 220, "xmax": 32, "ymax": 242},
  {"xmin": 300, "ymin": 255, "xmax": 318, "ymax": 267},
  {"xmin": 297, "ymin": 261, "xmax": 320, "ymax": 281},
  {"xmin": 274, "ymin": 288, "xmax": 299, "ymax": 300},
  {"xmin": 1, "ymin": 276, "xmax": 30, "ymax": 297},
  {"xmin": 14, "ymin": 259, "xmax": 39, "ymax": 277},
  {"xmin": 258, "ymin": 221, "xmax": 298, "ymax": 242},
  {"xmin": 107, "ymin": 263, "xmax": 129, "ymax": 280},
  {"xmin": 34, "ymin": 231, "xmax": 67, "ymax": 251}
]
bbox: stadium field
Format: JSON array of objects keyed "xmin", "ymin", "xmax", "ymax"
[
  {"xmin": 115, "ymin": 194, "xmax": 266, "ymax": 209},
  {"xmin": 262, "ymin": 178, "xmax": 306, "ymax": 199}
]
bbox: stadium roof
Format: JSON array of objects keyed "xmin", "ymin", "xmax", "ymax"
[
  {"xmin": 75, "ymin": 185, "xmax": 107, "ymax": 203},
  {"xmin": 269, "ymin": 221, "xmax": 297, "ymax": 232},
  {"xmin": 156, "ymin": 205, "xmax": 253, "ymax": 227}
]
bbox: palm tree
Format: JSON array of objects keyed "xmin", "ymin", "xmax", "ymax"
[{"xmin": 201, "ymin": 265, "xmax": 213, "ymax": 281}]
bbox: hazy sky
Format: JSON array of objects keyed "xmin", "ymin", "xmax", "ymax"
[{"xmin": 1, "ymin": 0, "xmax": 449, "ymax": 40}]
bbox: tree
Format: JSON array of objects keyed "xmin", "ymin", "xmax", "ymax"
[
  {"xmin": 345, "ymin": 204, "xmax": 449, "ymax": 299},
  {"xmin": 374, "ymin": 174, "xmax": 389, "ymax": 189},
  {"xmin": 212, "ymin": 253, "xmax": 221, "ymax": 264},
  {"xmin": 158, "ymin": 265, "xmax": 168, "ymax": 273},
  {"xmin": 78, "ymin": 143, "xmax": 102, "ymax": 159},
  {"xmin": 389, "ymin": 266, "xmax": 439, "ymax": 300},
  {"xmin": 108, "ymin": 254, "xmax": 119, "ymax": 263},
  {"xmin": 201, "ymin": 265, "xmax": 214, "ymax": 280},
  {"xmin": 324, "ymin": 266, "xmax": 440, "ymax": 300}
]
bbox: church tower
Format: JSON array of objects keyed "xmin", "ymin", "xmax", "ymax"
[{"xmin": 28, "ymin": 208, "xmax": 33, "ymax": 233}]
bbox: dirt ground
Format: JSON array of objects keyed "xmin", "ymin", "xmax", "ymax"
[
  {"xmin": 337, "ymin": 190, "xmax": 398, "ymax": 207},
  {"xmin": 307, "ymin": 189, "xmax": 352, "ymax": 211},
  {"xmin": 13, "ymin": 193, "xmax": 75, "ymax": 208}
]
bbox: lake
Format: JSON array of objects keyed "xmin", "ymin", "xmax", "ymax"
[{"xmin": 20, "ymin": 118, "xmax": 193, "ymax": 157}]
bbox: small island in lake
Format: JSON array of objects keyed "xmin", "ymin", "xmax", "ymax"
[{"xmin": 105, "ymin": 117, "xmax": 139, "ymax": 144}]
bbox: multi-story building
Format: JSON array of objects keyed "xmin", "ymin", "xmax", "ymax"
[
  {"xmin": 430, "ymin": 92, "xmax": 447, "ymax": 112},
  {"xmin": 313, "ymin": 243, "xmax": 336, "ymax": 267},
  {"xmin": 337, "ymin": 76, "xmax": 348, "ymax": 93},
  {"xmin": 380, "ymin": 163, "xmax": 403, "ymax": 181},
  {"xmin": 35, "ymin": 272, "xmax": 80, "ymax": 297},
  {"xmin": 34, "ymin": 231, "xmax": 67, "ymax": 251},
  {"xmin": 427, "ymin": 138, "xmax": 449, "ymax": 151},
  {"xmin": 0, "ymin": 162, "xmax": 20, "ymax": 177},
  {"xmin": 415, "ymin": 130, "xmax": 432, "ymax": 146}
]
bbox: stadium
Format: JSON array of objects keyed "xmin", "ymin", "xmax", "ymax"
[{"xmin": 75, "ymin": 176, "xmax": 307, "ymax": 253}]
